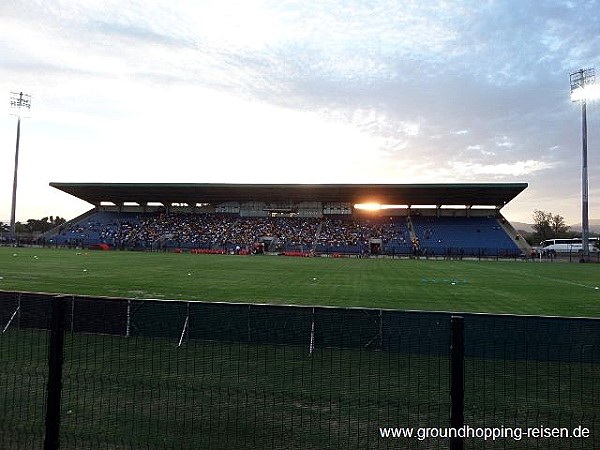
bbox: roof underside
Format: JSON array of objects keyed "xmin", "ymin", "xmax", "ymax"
[{"xmin": 49, "ymin": 182, "xmax": 528, "ymax": 208}]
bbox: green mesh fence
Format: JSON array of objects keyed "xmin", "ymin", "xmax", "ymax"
[
  {"xmin": 463, "ymin": 315, "xmax": 599, "ymax": 449},
  {"xmin": 0, "ymin": 291, "xmax": 598, "ymax": 449},
  {"xmin": 0, "ymin": 293, "xmax": 51, "ymax": 449}
]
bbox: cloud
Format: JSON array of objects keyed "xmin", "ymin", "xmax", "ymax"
[
  {"xmin": 450, "ymin": 160, "xmax": 555, "ymax": 177},
  {"xmin": 495, "ymin": 136, "xmax": 514, "ymax": 148}
]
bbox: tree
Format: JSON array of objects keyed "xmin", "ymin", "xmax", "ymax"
[
  {"xmin": 7, "ymin": 216, "xmax": 68, "ymax": 235},
  {"xmin": 22, "ymin": 216, "xmax": 67, "ymax": 233},
  {"xmin": 532, "ymin": 210, "xmax": 570, "ymax": 244},
  {"xmin": 550, "ymin": 214, "xmax": 569, "ymax": 237},
  {"xmin": 532, "ymin": 210, "xmax": 552, "ymax": 243}
]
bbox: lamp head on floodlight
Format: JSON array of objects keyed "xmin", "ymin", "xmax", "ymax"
[
  {"xmin": 9, "ymin": 91, "xmax": 31, "ymax": 118},
  {"xmin": 570, "ymin": 68, "xmax": 599, "ymax": 102}
]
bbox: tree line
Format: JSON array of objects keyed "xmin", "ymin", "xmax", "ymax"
[{"xmin": 0, "ymin": 216, "xmax": 66, "ymax": 235}]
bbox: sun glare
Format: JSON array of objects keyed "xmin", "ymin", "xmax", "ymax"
[{"xmin": 354, "ymin": 203, "xmax": 381, "ymax": 211}]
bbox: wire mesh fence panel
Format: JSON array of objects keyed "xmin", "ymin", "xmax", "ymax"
[
  {"xmin": 463, "ymin": 315, "xmax": 600, "ymax": 450},
  {"xmin": 0, "ymin": 293, "xmax": 51, "ymax": 450},
  {"xmin": 53, "ymin": 301, "xmax": 452, "ymax": 449},
  {"xmin": 24, "ymin": 297, "xmax": 450, "ymax": 449}
]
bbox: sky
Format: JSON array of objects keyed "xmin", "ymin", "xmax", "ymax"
[{"xmin": 1, "ymin": 0, "xmax": 600, "ymax": 225}]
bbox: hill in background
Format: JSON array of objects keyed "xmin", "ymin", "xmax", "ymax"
[{"xmin": 511, "ymin": 219, "xmax": 600, "ymax": 234}]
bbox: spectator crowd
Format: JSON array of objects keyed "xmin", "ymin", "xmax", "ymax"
[{"xmin": 52, "ymin": 212, "xmax": 411, "ymax": 254}]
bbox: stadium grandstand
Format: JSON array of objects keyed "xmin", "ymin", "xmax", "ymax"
[{"xmin": 44, "ymin": 182, "xmax": 530, "ymax": 258}]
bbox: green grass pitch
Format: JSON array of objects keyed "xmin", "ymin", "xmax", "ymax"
[
  {"xmin": 1, "ymin": 247, "xmax": 599, "ymax": 317},
  {"xmin": 1, "ymin": 247, "xmax": 599, "ymax": 449}
]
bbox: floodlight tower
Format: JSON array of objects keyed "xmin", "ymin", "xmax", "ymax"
[
  {"xmin": 570, "ymin": 68, "xmax": 597, "ymax": 261},
  {"xmin": 8, "ymin": 91, "xmax": 31, "ymax": 245}
]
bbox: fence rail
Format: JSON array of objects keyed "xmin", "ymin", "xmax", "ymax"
[{"xmin": 1, "ymin": 291, "xmax": 598, "ymax": 449}]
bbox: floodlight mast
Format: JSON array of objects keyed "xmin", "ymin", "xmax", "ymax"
[
  {"xmin": 570, "ymin": 68, "xmax": 595, "ymax": 261},
  {"xmin": 8, "ymin": 92, "xmax": 31, "ymax": 245}
]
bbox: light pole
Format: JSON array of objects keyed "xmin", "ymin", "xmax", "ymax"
[
  {"xmin": 9, "ymin": 91, "xmax": 31, "ymax": 245},
  {"xmin": 570, "ymin": 68, "xmax": 598, "ymax": 262}
]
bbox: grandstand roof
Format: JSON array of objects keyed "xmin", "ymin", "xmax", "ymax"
[{"xmin": 50, "ymin": 182, "xmax": 527, "ymax": 208}]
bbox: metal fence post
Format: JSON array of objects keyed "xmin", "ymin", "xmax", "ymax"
[
  {"xmin": 450, "ymin": 315, "xmax": 464, "ymax": 450},
  {"xmin": 44, "ymin": 295, "xmax": 66, "ymax": 450}
]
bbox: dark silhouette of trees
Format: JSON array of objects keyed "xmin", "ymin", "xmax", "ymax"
[
  {"xmin": 531, "ymin": 210, "xmax": 570, "ymax": 244},
  {"xmin": 12, "ymin": 216, "xmax": 67, "ymax": 234}
]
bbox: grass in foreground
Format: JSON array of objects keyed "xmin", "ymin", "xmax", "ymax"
[{"xmin": 1, "ymin": 247, "xmax": 599, "ymax": 317}]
